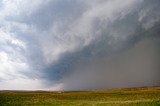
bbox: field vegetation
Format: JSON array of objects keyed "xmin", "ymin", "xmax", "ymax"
[{"xmin": 0, "ymin": 86, "xmax": 160, "ymax": 106}]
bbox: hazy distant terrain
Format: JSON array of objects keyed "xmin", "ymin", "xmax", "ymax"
[{"xmin": 0, "ymin": 86, "xmax": 160, "ymax": 106}]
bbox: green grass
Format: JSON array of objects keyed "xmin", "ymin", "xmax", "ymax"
[{"xmin": 0, "ymin": 86, "xmax": 160, "ymax": 106}]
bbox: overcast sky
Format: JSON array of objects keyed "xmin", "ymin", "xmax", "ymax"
[{"xmin": 0, "ymin": 0, "xmax": 160, "ymax": 90}]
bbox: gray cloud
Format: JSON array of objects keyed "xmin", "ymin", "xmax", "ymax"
[
  {"xmin": 62, "ymin": 36, "xmax": 160, "ymax": 90},
  {"xmin": 0, "ymin": 0, "xmax": 160, "ymax": 90}
]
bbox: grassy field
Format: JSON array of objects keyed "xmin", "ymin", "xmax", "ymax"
[{"xmin": 0, "ymin": 86, "xmax": 160, "ymax": 106}]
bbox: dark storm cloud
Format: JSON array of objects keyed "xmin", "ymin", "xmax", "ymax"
[
  {"xmin": 0, "ymin": 0, "xmax": 160, "ymax": 90},
  {"xmin": 62, "ymin": 31, "xmax": 160, "ymax": 90}
]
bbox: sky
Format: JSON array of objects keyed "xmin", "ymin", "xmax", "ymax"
[{"xmin": 0, "ymin": 0, "xmax": 160, "ymax": 90}]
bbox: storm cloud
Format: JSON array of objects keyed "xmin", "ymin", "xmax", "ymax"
[{"xmin": 0, "ymin": 0, "xmax": 160, "ymax": 90}]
